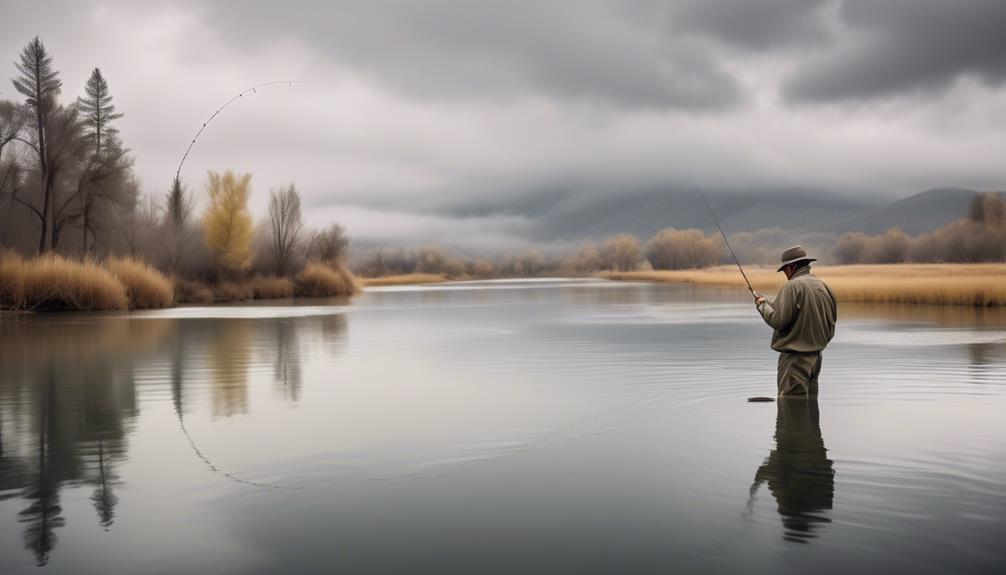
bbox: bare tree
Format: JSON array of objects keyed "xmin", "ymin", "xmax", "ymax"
[
  {"xmin": 645, "ymin": 228, "xmax": 722, "ymax": 269},
  {"xmin": 0, "ymin": 101, "xmax": 24, "ymax": 244},
  {"xmin": 267, "ymin": 183, "xmax": 303, "ymax": 275},
  {"xmin": 43, "ymin": 106, "xmax": 92, "ymax": 250},
  {"xmin": 12, "ymin": 37, "xmax": 62, "ymax": 253},
  {"xmin": 599, "ymin": 233, "xmax": 641, "ymax": 271},
  {"xmin": 12, "ymin": 105, "xmax": 90, "ymax": 251},
  {"xmin": 306, "ymin": 223, "xmax": 348, "ymax": 266}
]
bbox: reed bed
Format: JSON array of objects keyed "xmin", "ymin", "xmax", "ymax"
[
  {"xmin": 360, "ymin": 273, "xmax": 446, "ymax": 287},
  {"xmin": 106, "ymin": 257, "xmax": 175, "ymax": 309},
  {"xmin": 213, "ymin": 281, "xmax": 255, "ymax": 302},
  {"xmin": 173, "ymin": 278, "xmax": 215, "ymax": 304},
  {"xmin": 248, "ymin": 275, "xmax": 296, "ymax": 299},
  {"xmin": 601, "ymin": 264, "xmax": 1006, "ymax": 307},
  {"xmin": 295, "ymin": 263, "xmax": 360, "ymax": 297},
  {"xmin": 0, "ymin": 251, "xmax": 129, "ymax": 311}
]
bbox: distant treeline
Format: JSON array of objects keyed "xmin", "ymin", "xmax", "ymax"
[
  {"xmin": 351, "ymin": 192, "xmax": 1006, "ymax": 278},
  {"xmin": 833, "ymin": 192, "xmax": 1006, "ymax": 264},
  {"xmin": 350, "ymin": 229, "xmax": 726, "ymax": 278},
  {"xmin": 0, "ymin": 37, "xmax": 355, "ymax": 309}
]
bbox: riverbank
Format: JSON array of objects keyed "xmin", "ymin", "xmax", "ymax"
[
  {"xmin": 359, "ymin": 273, "xmax": 446, "ymax": 287},
  {"xmin": 0, "ymin": 252, "xmax": 358, "ymax": 312},
  {"xmin": 601, "ymin": 264, "xmax": 1006, "ymax": 306}
]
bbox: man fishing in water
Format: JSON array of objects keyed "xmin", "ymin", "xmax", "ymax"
[{"xmin": 753, "ymin": 246, "xmax": 837, "ymax": 397}]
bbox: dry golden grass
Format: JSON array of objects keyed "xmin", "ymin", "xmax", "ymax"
[
  {"xmin": 248, "ymin": 275, "xmax": 296, "ymax": 299},
  {"xmin": 213, "ymin": 281, "xmax": 255, "ymax": 302},
  {"xmin": 106, "ymin": 257, "xmax": 174, "ymax": 309},
  {"xmin": 360, "ymin": 273, "xmax": 446, "ymax": 287},
  {"xmin": 0, "ymin": 251, "xmax": 128, "ymax": 311},
  {"xmin": 295, "ymin": 262, "xmax": 360, "ymax": 297},
  {"xmin": 601, "ymin": 264, "xmax": 1006, "ymax": 307},
  {"xmin": 173, "ymin": 278, "xmax": 215, "ymax": 304}
]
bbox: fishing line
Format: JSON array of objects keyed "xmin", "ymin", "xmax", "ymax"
[
  {"xmin": 174, "ymin": 406, "xmax": 302, "ymax": 490},
  {"xmin": 174, "ymin": 80, "xmax": 320, "ymax": 182}
]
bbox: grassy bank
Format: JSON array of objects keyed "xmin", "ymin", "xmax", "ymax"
[
  {"xmin": 601, "ymin": 264, "xmax": 1006, "ymax": 306},
  {"xmin": 360, "ymin": 273, "xmax": 446, "ymax": 287},
  {"xmin": 1, "ymin": 251, "xmax": 358, "ymax": 312}
]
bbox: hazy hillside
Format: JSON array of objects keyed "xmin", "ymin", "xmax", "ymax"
[
  {"xmin": 819, "ymin": 188, "xmax": 982, "ymax": 235},
  {"xmin": 539, "ymin": 188, "xmax": 986, "ymax": 242}
]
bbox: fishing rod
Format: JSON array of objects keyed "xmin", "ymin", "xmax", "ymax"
[
  {"xmin": 174, "ymin": 80, "xmax": 319, "ymax": 182},
  {"xmin": 695, "ymin": 183, "xmax": 755, "ymax": 295}
]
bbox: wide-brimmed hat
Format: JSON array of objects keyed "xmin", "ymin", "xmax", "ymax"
[{"xmin": 777, "ymin": 245, "xmax": 817, "ymax": 272}]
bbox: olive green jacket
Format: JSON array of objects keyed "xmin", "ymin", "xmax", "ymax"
[{"xmin": 757, "ymin": 267, "xmax": 837, "ymax": 353}]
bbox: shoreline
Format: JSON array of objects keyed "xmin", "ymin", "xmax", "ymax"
[
  {"xmin": 8, "ymin": 264, "xmax": 1006, "ymax": 312},
  {"xmin": 600, "ymin": 263, "xmax": 1006, "ymax": 307},
  {"xmin": 359, "ymin": 273, "xmax": 447, "ymax": 287}
]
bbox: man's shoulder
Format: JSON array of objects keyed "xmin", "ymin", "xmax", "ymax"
[
  {"xmin": 797, "ymin": 273, "xmax": 836, "ymax": 300},
  {"xmin": 794, "ymin": 272, "xmax": 827, "ymax": 286}
]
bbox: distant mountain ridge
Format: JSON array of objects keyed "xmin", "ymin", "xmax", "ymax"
[{"xmin": 538, "ymin": 187, "xmax": 990, "ymax": 242}]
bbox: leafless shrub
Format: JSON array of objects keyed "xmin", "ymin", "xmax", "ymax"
[
  {"xmin": 599, "ymin": 234, "xmax": 641, "ymax": 271},
  {"xmin": 306, "ymin": 223, "xmax": 348, "ymax": 266},
  {"xmin": 294, "ymin": 262, "xmax": 358, "ymax": 297},
  {"xmin": 644, "ymin": 228, "xmax": 722, "ymax": 269},
  {"xmin": 559, "ymin": 242, "xmax": 603, "ymax": 276},
  {"xmin": 267, "ymin": 184, "xmax": 304, "ymax": 276}
]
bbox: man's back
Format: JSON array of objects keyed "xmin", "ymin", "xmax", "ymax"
[{"xmin": 758, "ymin": 267, "xmax": 837, "ymax": 353}]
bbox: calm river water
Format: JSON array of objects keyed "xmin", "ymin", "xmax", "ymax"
[{"xmin": 1, "ymin": 279, "xmax": 1005, "ymax": 574}]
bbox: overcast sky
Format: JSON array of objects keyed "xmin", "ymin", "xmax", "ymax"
[{"xmin": 2, "ymin": 0, "xmax": 1005, "ymax": 247}]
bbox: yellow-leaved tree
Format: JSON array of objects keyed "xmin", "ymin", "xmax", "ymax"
[{"xmin": 202, "ymin": 170, "xmax": 254, "ymax": 275}]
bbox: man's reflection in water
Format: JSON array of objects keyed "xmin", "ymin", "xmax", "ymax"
[{"xmin": 749, "ymin": 398, "xmax": 835, "ymax": 543}]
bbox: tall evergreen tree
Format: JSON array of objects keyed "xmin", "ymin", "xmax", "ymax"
[
  {"xmin": 166, "ymin": 175, "xmax": 191, "ymax": 230},
  {"xmin": 12, "ymin": 36, "xmax": 62, "ymax": 253},
  {"xmin": 164, "ymin": 175, "xmax": 195, "ymax": 272},
  {"xmin": 76, "ymin": 68, "xmax": 121, "ymax": 159},
  {"xmin": 75, "ymin": 68, "xmax": 125, "ymax": 252}
]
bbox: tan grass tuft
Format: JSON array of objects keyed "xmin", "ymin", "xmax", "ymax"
[
  {"xmin": 295, "ymin": 262, "xmax": 359, "ymax": 297},
  {"xmin": 601, "ymin": 264, "xmax": 1006, "ymax": 307},
  {"xmin": 106, "ymin": 257, "xmax": 174, "ymax": 309},
  {"xmin": 248, "ymin": 275, "xmax": 296, "ymax": 299},
  {"xmin": 214, "ymin": 281, "xmax": 255, "ymax": 302},
  {"xmin": 173, "ymin": 278, "xmax": 215, "ymax": 304},
  {"xmin": 0, "ymin": 251, "xmax": 128, "ymax": 311}
]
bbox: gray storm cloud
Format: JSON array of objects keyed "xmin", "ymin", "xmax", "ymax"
[
  {"xmin": 1, "ymin": 0, "xmax": 1004, "ymax": 247},
  {"xmin": 784, "ymin": 0, "xmax": 1006, "ymax": 103}
]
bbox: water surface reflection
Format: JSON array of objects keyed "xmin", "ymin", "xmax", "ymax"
[
  {"xmin": 0, "ymin": 312, "xmax": 347, "ymax": 566},
  {"xmin": 0, "ymin": 281, "xmax": 1004, "ymax": 574},
  {"xmin": 749, "ymin": 399, "xmax": 834, "ymax": 543}
]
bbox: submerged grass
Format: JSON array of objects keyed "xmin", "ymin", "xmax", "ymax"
[
  {"xmin": 360, "ymin": 273, "xmax": 446, "ymax": 287},
  {"xmin": 601, "ymin": 264, "xmax": 1006, "ymax": 306}
]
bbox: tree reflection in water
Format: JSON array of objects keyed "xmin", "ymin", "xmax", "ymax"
[
  {"xmin": 0, "ymin": 312, "xmax": 348, "ymax": 566},
  {"xmin": 272, "ymin": 318, "xmax": 303, "ymax": 402},
  {"xmin": 0, "ymin": 318, "xmax": 152, "ymax": 565},
  {"xmin": 749, "ymin": 399, "xmax": 835, "ymax": 543}
]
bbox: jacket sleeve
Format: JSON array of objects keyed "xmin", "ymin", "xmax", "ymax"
[{"xmin": 758, "ymin": 282, "xmax": 799, "ymax": 331}]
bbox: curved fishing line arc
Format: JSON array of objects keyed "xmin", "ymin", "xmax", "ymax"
[
  {"xmin": 174, "ymin": 80, "xmax": 320, "ymax": 182},
  {"xmin": 174, "ymin": 408, "xmax": 301, "ymax": 490}
]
